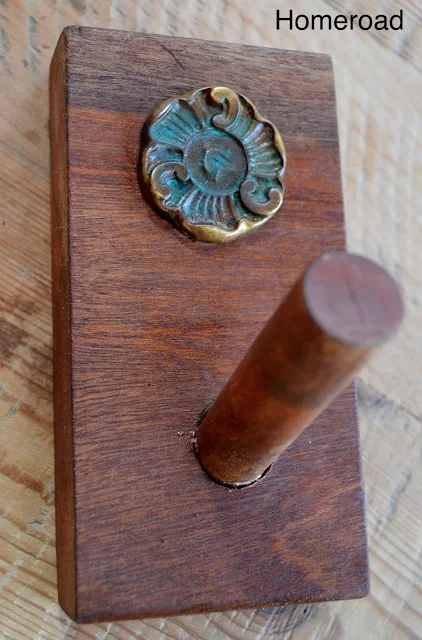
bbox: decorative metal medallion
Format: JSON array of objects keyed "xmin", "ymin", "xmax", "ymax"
[{"xmin": 140, "ymin": 87, "xmax": 286, "ymax": 243}]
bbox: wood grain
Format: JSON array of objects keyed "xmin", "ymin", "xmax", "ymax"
[
  {"xmin": 50, "ymin": 32, "xmax": 76, "ymax": 623},
  {"xmin": 322, "ymin": 0, "xmax": 422, "ymax": 72},
  {"xmin": 50, "ymin": 27, "xmax": 368, "ymax": 623},
  {"xmin": 0, "ymin": 0, "xmax": 421, "ymax": 638}
]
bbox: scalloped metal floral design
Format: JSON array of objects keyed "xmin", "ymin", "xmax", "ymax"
[{"xmin": 140, "ymin": 86, "xmax": 286, "ymax": 243}]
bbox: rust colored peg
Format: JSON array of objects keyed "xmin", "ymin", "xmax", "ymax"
[{"xmin": 196, "ymin": 252, "xmax": 404, "ymax": 487}]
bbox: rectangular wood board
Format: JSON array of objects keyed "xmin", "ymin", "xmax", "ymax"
[{"xmin": 50, "ymin": 26, "xmax": 369, "ymax": 623}]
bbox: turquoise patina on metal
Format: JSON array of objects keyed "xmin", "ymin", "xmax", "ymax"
[{"xmin": 140, "ymin": 87, "xmax": 286, "ymax": 243}]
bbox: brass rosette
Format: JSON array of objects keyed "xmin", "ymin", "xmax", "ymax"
[{"xmin": 140, "ymin": 86, "xmax": 286, "ymax": 243}]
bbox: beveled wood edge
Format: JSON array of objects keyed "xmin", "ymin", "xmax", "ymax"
[
  {"xmin": 61, "ymin": 24, "xmax": 333, "ymax": 67},
  {"xmin": 75, "ymin": 578, "xmax": 370, "ymax": 624},
  {"xmin": 50, "ymin": 30, "xmax": 77, "ymax": 620}
]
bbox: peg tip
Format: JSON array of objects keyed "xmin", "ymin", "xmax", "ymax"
[{"xmin": 304, "ymin": 252, "xmax": 404, "ymax": 349}]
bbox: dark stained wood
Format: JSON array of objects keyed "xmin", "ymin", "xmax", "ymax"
[
  {"xmin": 197, "ymin": 252, "xmax": 404, "ymax": 486},
  {"xmin": 49, "ymin": 35, "xmax": 76, "ymax": 621},
  {"xmin": 50, "ymin": 26, "xmax": 369, "ymax": 623}
]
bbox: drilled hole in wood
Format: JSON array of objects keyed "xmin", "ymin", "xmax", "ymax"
[{"xmin": 192, "ymin": 402, "xmax": 272, "ymax": 489}]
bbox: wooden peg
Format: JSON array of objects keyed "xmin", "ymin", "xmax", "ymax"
[{"xmin": 196, "ymin": 252, "xmax": 404, "ymax": 487}]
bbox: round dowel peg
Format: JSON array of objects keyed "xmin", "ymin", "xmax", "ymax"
[{"xmin": 196, "ymin": 252, "xmax": 404, "ymax": 487}]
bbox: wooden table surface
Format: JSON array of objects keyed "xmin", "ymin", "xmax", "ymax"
[{"xmin": 0, "ymin": 1, "xmax": 420, "ymax": 638}]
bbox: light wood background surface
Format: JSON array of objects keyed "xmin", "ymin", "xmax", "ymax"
[{"xmin": 0, "ymin": 0, "xmax": 420, "ymax": 638}]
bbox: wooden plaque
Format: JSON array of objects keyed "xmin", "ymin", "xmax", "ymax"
[{"xmin": 50, "ymin": 27, "xmax": 369, "ymax": 623}]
